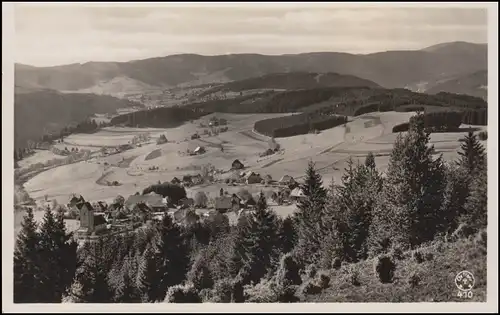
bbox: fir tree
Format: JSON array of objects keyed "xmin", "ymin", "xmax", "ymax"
[
  {"xmin": 278, "ymin": 216, "xmax": 297, "ymax": 254},
  {"xmin": 152, "ymin": 215, "xmax": 190, "ymax": 301},
  {"xmin": 37, "ymin": 207, "xmax": 78, "ymax": 302},
  {"xmin": 336, "ymin": 158, "xmax": 382, "ymax": 262},
  {"xmin": 135, "ymin": 244, "xmax": 160, "ymax": 302},
  {"xmin": 14, "ymin": 208, "xmax": 41, "ymax": 303},
  {"xmin": 464, "ymin": 162, "xmax": 488, "ymax": 231},
  {"xmin": 365, "ymin": 151, "xmax": 376, "ymax": 171},
  {"xmin": 187, "ymin": 252, "xmax": 215, "ymax": 291},
  {"xmin": 110, "ymin": 253, "xmax": 141, "ymax": 303},
  {"xmin": 230, "ymin": 193, "xmax": 281, "ymax": 285},
  {"xmin": 294, "ymin": 161, "xmax": 327, "ymax": 265},
  {"xmin": 71, "ymin": 236, "xmax": 115, "ymax": 303},
  {"xmin": 439, "ymin": 163, "xmax": 471, "ymax": 234},
  {"xmin": 316, "ymin": 178, "xmax": 343, "ymax": 268},
  {"xmin": 457, "ymin": 131, "xmax": 486, "ymax": 176},
  {"xmin": 370, "ymin": 113, "xmax": 446, "ymax": 252}
]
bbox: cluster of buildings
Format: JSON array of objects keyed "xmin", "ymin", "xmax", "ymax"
[{"xmin": 69, "ymin": 192, "xmax": 201, "ymax": 240}]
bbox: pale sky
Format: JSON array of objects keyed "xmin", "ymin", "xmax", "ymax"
[{"xmin": 14, "ymin": 4, "xmax": 488, "ymax": 67}]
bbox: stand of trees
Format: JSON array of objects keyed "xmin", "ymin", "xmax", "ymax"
[
  {"xmin": 392, "ymin": 110, "xmax": 486, "ymax": 133},
  {"xmin": 254, "ymin": 114, "xmax": 348, "ymax": 138},
  {"xmin": 110, "ymin": 107, "xmax": 209, "ymax": 128},
  {"xmin": 14, "ymin": 114, "xmax": 488, "ymax": 303}
]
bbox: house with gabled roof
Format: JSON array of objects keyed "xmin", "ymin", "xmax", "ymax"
[
  {"xmin": 290, "ymin": 187, "xmax": 306, "ymax": 201},
  {"xmin": 215, "ymin": 196, "xmax": 239, "ymax": 213},
  {"xmin": 279, "ymin": 175, "xmax": 295, "ymax": 186},
  {"xmin": 231, "ymin": 159, "xmax": 244, "ymax": 170},
  {"xmin": 125, "ymin": 192, "xmax": 167, "ymax": 212}
]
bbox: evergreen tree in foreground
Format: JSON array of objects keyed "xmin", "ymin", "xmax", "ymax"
[
  {"xmin": 230, "ymin": 193, "xmax": 281, "ymax": 285},
  {"xmin": 457, "ymin": 131, "xmax": 486, "ymax": 177},
  {"xmin": 464, "ymin": 161, "xmax": 488, "ymax": 231},
  {"xmin": 278, "ymin": 216, "xmax": 297, "ymax": 254},
  {"xmin": 337, "ymin": 156, "xmax": 382, "ymax": 262},
  {"xmin": 370, "ymin": 113, "xmax": 446, "ymax": 252},
  {"xmin": 37, "ymin": 207, "xmax": 78, "ymax": 302},
  {"xmin": 14, "ymin": 208, "xmax": 41, "ymax": 303},
  {"xmin": 294, "ymin": 161, "xmax": 327, "ymax": 265},
  {"xmin": 71, "ymin": 236, "xmax": 115, "ymax": 303},
  {"xmin": 108, "ymin": 252, "xmax": 141, "ymax": 303},
  {"xmin": 439, "ymin": 163, "xmax": 471, "ymax": 234},
  {"xmin": 151, "ymin": 215, "xmax": 190, "ymax": 302}
]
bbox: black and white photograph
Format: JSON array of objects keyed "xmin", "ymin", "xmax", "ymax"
[{"xmin": 3, "ymin": 2, "xmax": 497, "ymax": 312}]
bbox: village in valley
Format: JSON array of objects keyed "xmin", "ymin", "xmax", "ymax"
[
  {"xmin": 16, "ymin": 114, "xmax": 311, "ymax": 242},
  {"xmin": 64, "ymin": 166, "xmax": 304, "ymax": 242}
]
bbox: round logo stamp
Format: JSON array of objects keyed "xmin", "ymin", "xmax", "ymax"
[{"xmin": 455, "ymin": 270, "xmax": 475, "ymax": 292}]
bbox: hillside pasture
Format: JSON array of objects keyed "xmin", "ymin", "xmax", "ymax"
[{"xmin": 22, "ymin": 111, "xmax": 483, "ymax": 208}]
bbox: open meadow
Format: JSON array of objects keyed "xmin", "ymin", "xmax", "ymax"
[{"xmin": 21, "ymin": 111, "xmax": 486, "ymax": 215}]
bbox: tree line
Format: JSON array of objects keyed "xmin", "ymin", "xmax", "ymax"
[
  {"xmin": 14, "ymin": 113, "xmax": 487, "ymax": 303},
  {"xmin": 254, "ymin": 114, "xmax": 348, "ymax": 138},
  {"xmin": 110, "ymin": 106, "xmax": 209, "ymax": 128},
  {"xmin": 392, "ymin": 110, "xmax": 487, "ymax": 133}
]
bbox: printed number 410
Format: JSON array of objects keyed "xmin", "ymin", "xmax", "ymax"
[{"xmin": 457, "ymin": 291, "xmax": 473, "ymax": 299}]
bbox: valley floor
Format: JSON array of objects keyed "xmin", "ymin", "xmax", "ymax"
[{"xmin": 17, "ymin": 111, "xmax": 486, "ymax": 229}]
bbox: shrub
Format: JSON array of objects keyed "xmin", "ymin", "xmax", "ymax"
[
  {"xmin": 164, "ymin": 284, "xmax": 201, "ymax": 303},
  {"xmin": 374, "ymin": 255, "xmax": 395, "ymax": 284},
  {"xmin": 194, "ymin": 191, "xmax": 209, "ymax": 208},
  {"xmin": 210, "ymin": 278, "xmax": 232, "ymax": 303},
  {"xmin": 199, "ymin": 288, "xmax": 213, "ymax": 302},
  {"xmin": 317, "ymin": 271, "xmax": 330, "ymax": 289},
  {"xmin": 244, "ymin": 278, "xmax": 278, "ymax": 302},
  {"xmin": 424, "ymin": 252, "xmax": 434, "ymax": 262},
  {"xmin": 331, "ymin": 257, "xmax": 342, "ymax": 270},
  {"xmin": 412, "ymin": 250, "xmax": 425, "ymax": 264},
  {"xmin": 305, "ymin": 264, "xmax": 317, "ymax": 279},
  {"xmin": 347, "ymin": 265, "xmax": 361, "ymax": 286},
  {"xmin": 407, "ymin": 271, "xmax": 421, "ymax": 288},
  {"xmin": 390, "ymin": 245, "xmax": 405, "ymax": 261},
  {"xmin": 301, "ymin": 280, "xmax": 322, "ymax": 295},
  {"xmin": 478, "ymin": 130, "xmax": 488, "ymax": 140}
]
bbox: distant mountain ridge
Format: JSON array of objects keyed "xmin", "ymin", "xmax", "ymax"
[{"xmin": 15, "ymin": 42, "xmax": 487, "ymax": 93}]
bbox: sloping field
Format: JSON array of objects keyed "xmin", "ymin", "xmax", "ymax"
[
  {"xmin": 22, "ymin": 111, "xmax": 482, "ymax": 207},
  {"xmin": 18, "ymin": 150, "xmax": 65, "ymax": 169}
]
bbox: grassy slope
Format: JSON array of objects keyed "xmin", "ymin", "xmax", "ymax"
[{"xmin": 302, "ymin": 237, "xmax": 487, "ymax": 302}]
